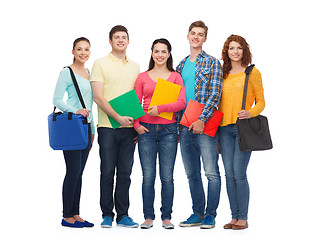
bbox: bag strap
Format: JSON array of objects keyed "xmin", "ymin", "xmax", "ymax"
[
  {"xmin": 66, "ymin": 66, "xmax": 86, "ymax": 109},
  {"xmin": 241, "ymin": 64, "xmax": 255, "ymax": 110}
]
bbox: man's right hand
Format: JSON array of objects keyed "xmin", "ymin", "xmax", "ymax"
[{"xmin": 117, "ymin": 116, "xmax": 134, "ymax": 127}]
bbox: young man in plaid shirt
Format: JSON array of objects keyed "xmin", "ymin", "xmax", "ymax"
[{"xmin": 176, "ymin": 20, "xmax": 223, "ymax": 229}]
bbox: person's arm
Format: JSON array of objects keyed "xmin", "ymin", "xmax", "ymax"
[
  {"xmin": 91, "ymin": 81, "xmax": 133, "ymax": 127},
  {"xmin": 53, "ymin": 69, "xmax": 89, "ymax": 117},
  {"xmin": 199, "ymin": 58, "xmax": 223, "ymax": 122},
  {"xmin": 133, "ymin": 74, "xmax": 149, "ymax": 134},
  {"xmin": 190, "ymin": 58, "xmax": 223, "ymax": 134},
  {"xmin": 248, "ymin": 68, "xmax": 265, "ymax": 117}
]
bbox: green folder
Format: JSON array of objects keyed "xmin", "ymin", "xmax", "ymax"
[{"xmin": 108, "ymin": 89, "xmax": 145, "ymax": 129}]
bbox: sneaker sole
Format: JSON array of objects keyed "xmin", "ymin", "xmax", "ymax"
[
  {"xmin": 141, "ymin": 224, "xmax": 153, "ymax": 229},
  {"xmin": 200, "ymin": 224, "xmax": 215, "ymax": 229},
  {"xmin": 179, "ymin": 223, "xmax": 201, "ymax": 227},
  {"xmin": 117, "ymin": 224, "xmax": 139, "ymax": 228},
  {"xmin": 101, "ymin": 225, "xmax": 112, "ymax": 228}
]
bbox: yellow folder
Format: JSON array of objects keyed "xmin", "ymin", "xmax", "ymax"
[{"xmin": 149, "ymin": 78, "xmax": 181, "ymax": 120}]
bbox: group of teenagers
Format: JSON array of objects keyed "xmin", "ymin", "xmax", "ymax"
[{"xmin": 53, "ymin": 20, "xmax": 265, "ymax": 231}]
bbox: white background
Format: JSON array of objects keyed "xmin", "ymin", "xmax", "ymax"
[{"xmin": 1, "ymin": 0, "xmax": 315, "ymax": 239}]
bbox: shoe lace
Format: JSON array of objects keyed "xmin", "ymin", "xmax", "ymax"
[
  {"xmin": 125, "ymin": 216, "xmax": 134, "ymax": 223},
  {"xmin": 187, "ymin": 214, "xmax": 197, "ymax": 221},
  {"xmin": 203, "ymin": 215, "xmax": 213, "ymax": 223}
]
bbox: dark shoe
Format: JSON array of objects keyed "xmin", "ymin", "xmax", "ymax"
[
  {"xmin": 61, "ymin": 219, "xmax": 84, "ymax": 228},
  {"xmin": 82, "ymin": 220, "xmax": 94, "ymax": 227},
  {"xmin": 232, "ymin": 221, "xmax": 248, "ymax": 230}
]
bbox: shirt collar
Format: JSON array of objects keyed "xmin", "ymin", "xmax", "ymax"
[
  {"xmin": 109, "ymin": 52, "xmax": 129, "ymax": 63},
  {"xmin": 198, "ymin": 50, "xmax": 206, "ymax": 58}
]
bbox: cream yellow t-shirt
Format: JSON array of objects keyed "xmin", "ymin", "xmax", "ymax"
[
  {"xmin": 218, "ymin": 67, "xmax": 265, "ymax": 127},
  {"xmin": 90, "ymin": 53, "xmax": 140, "ymax": 128}
]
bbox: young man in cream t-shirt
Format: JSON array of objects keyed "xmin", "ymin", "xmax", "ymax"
[{"xmin": 90, "ymin": 25, "xmax": 140, "ymax": 228}]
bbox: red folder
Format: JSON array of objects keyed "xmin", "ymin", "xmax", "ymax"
[{"xmin": 180, "ymin": 99, "xmax": 223, "ymax": 137}]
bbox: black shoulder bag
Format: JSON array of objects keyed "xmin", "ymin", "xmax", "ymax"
[{"xmin": 236, "ymin": 64, "xmax": 273, "ymax": 151}]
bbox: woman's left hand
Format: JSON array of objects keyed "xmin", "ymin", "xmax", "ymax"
[
  {"xmin": 238, "ymin": 110, "xmax": 251, "ymax": 119},
  {"xmin": 76, "ymin": 108, "xmax": 90, "ymax": 118},
  {"xmin": 147, "ymin": 106, "xmax": 158, "ymax": 116}
]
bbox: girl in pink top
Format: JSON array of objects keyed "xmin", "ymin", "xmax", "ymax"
[{"xmin": 134, "ymin": 39, "xmax": 186, "ymax": 229}]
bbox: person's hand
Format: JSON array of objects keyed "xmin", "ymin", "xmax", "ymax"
[
  {"xmin": 238, "ymin": 110, "xmax": 251, "ymax": 119},
  {"xmin": 189, "ymin": 119, "xmax": 205, "ymax": 134},
  {"xmin": 136, "ymin": 125, "xmax": 149, "ymax": 135},
  {"xmin": 117, "ymin": 116, "xmax": 134, "ymax": 127},
  {"xmin": 147, "ymin": 106, "xmax": 158, "ymax": 116},
  {"xmin": 76, "ymin": 108, "xmax": 90, "ymax": 118}
]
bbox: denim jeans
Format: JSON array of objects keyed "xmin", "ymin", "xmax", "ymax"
[
  {"xmin": 98, "ymin": 127, "xmax": 137, "ymax": 222},
  {"xmin": 138, "ymin": 122, "xmax": 178, "ymax": 220},
  {"xmin": 62, "ymin": 124, "xmax": 91, "ymax": 218},
  {"xmin": 219, "ymin": 124, "xmax": 251, "ymax": 220},
  {"xmin": 180, "ymin": 126, "xmax": 221, "ymax": 218}
]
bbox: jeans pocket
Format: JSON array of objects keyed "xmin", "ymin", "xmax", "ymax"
[{"xmin": 165, "ymin": 123, "xmax": 177, "ymax": 134}]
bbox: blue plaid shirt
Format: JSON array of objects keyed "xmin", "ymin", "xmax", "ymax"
[{"xmin": 176, "ymin": 51, "xmax": 223, "ymax": 122}]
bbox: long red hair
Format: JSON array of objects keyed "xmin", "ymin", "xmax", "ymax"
[{"xmin": 221, "ymin": 35, "xmax": 252, "ymax": 79}]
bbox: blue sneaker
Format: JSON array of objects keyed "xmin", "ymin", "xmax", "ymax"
[
  {"xmin": 179, "ymin": 213, "xmax": 203, "ymax": 227},
  {"xmin": 200, "ymin": 215, "xmax": 215, "ymax": 229},
  {"xmin": 117, "ymin": 216, "xmax": 139, "ymax": 228},
  {"xmin": 101, "ymin": 216, "xmax": 113, "ymax": 228}
]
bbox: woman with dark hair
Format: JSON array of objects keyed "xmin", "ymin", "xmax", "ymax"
[
  {"xmin": 53, "ymin": 37, "xmax": 95, "ymax": 228},
  {"xmin": 133, "ymin": 38, "xmax": 186, "ymax": 229},
  {"xmin": 218, "ymin": 35, "xmax": 265, "ymax": 230}
]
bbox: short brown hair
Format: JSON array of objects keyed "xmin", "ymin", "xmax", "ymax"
[
  {"xmin": 109, "ymin": 25, "xmax": 129, "ymax": 40},
  {"xmin": 189, "ymin": 20, "xmax": 208, "ymax": 38}
]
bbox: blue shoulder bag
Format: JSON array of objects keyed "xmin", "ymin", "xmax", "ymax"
[{"xmin": 48, "ymin": 67, "xmax": 89, "ymax": 150}]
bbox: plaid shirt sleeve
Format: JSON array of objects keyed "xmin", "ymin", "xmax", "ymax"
[{"xmin": 196, "ymin": 53, "xmax": 223, "ymax": 122}]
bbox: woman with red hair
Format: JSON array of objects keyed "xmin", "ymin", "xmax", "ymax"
[{"xmin": 218, "ymin": 35, "xmax": 265, "ymax": 230}]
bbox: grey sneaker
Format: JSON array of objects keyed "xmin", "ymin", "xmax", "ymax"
[
  {"xmin": 162, "ymin": 222, "xmax": 174, "ymax": 229},
  {"xmin": 140, "ymin": 220, "xmax": 153, "ymax": 229}
]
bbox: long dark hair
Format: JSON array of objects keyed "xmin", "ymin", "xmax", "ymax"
[
  {"xmin": 148, "ymin": 38, "xmax": 174, "ymax": 72},
  {"xmin": 73, "ymin": 37, "xmax": 90, "ymax": 62}
]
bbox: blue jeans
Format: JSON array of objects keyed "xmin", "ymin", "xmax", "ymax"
[
  {"xmin": 138, "ymin": 123, "xmax": 178, "ymax": 221},
  {"xmin": 98, "ymin": 127, "xmax": 137, "ymax": 222},
  {"xmin": 180, "ymin": 126, "xmax": 221, "ymax": 218},
  {"xmin": 62, "ymin": 124, "xmax": 91, "ymax": 218},
  {"xmin": 219, "ymin": 124, "xmax": 251, "ymax": 220}
]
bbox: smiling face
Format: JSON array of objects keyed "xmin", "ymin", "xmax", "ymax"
[
  {"xmin": 109, "ymin": 31, "xmax": 129, "ymax": 52},
  {"xmin": 187, "ymin": 27, "xmax": 207, "ymax": 49},
  {"xmin": 227, "ymin": 41, "xmax": 243, "ymax": 63},
  {"xmin": 151, "ymin": 42, "xmax": 170, "ymax": 67},
  {"xmin": 72, "ymin": 40, "xmax": 90, "ymax": 63}
]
